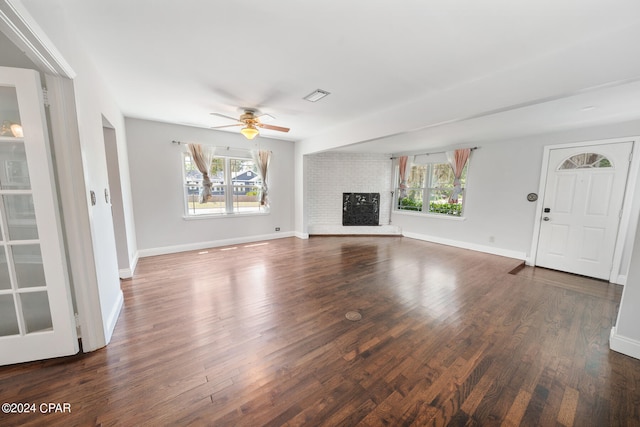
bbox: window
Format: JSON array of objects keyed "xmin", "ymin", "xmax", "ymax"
[
  {"xmin": 396, "ymin": 159, "xmax": 468, "ymax": 217},
  {"xmin": 183, "ymin": 153, "xmax": 267, "ymax": 216},
  {"xmin": 559, "ymin": 153, "xmax": 612, "ymax": 169}
]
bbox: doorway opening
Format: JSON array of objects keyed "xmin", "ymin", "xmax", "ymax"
[{"xmin": 102, "ymin": 117, "xmax": 130, "ymax": 278}]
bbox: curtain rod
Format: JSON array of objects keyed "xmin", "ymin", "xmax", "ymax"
[
  {"xmin": 390, "ymin": 146, "xmax": 479, "ymax": 160},
  {"xmin": 171, "ymin": 140, "xmax": 272, "ymax": 154},
  {"xmin": 171, "ymin": 140, "xmax": 252, "ymax": 152}
]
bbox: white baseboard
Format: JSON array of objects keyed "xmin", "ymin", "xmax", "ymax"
[
  {"xmin": 308, "ymin": 224, "xmax": 402, "ymax": 235},
  {"xmin": 614, "ymin": 274, "xmax": 627, "ymax": 286},
  {"xmin": 402, "ymin": 231, "xmax": 527, "ymax": 260},
  {"xmin": 118, "ymin": 252, "xmax": 139, "ymax": 279},
  {"xmin": 295, "ymin": 231, "xmax": 309, "ymax": 239},
  {"xmin": 137, "ymin": 231, "xmax": 296, "ymax": 258},
  {"xmin": 610, "ymin": 326, "xmax": 640, "ymax": 360},
  {"xmin": 119, "ymin": 268, "xmax": 133, "ymax": 279},
  {"xmin": 103, "ymin": 289, "xmax": 124, "ymax": 345}
]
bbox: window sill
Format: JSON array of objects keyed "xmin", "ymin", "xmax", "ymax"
[
  {"xmin": 393, "ymin": 210, "xmax": 466, "ymax": 221},
  {"xmin": 182, "ymin": 211, "xmax": 270, "ymax": 221}
]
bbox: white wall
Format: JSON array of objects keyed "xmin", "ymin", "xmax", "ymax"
[
  {"xmin": 392, "ymin": 119, "xmax": 640, "ymax": 278},
  {"xmin": 296, "ymin": 118, "xmax": 640, "ymax": 282},
  {"xmin": 393, "ymin": 140, "xmax": 543, "ymax": 260},
  {"xmin": 297, "ymin": 118, "xmax": 640, "ymax": 273},
  {"xmin": 611, "ymin": 220, "xmax": 640, "ymax": 359},
  {"xmin": 305, "ymin": 151, "xmax": 398, "ymax": 234},
  {"xmin": 125, "ymin": 118, "xmax": 295, "ymax": 256},
  {"xmin": 18, "ymin": 0, "xmax": 137, "ymax": 347}
]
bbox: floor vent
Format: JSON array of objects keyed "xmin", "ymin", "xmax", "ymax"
[{"xmin": 345, "ymin": 311, "xmax": 362, "ymax": 321}]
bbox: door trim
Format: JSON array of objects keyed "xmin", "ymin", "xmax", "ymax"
[
  {"xmin": 529, "ymin": 136, "xmax": 640, "ymax": 284},
  {"xmin": 1, "ymin": 1, "xmax": 113, "ymax": 351},
  {"xmin": 0, "ymin": 0, "xmax": 75, "ymax": 78},
  {"xmin": 45, "ymin": 75, "xmax": 107, "ymax": 351}
]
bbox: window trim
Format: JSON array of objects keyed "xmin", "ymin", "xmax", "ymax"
[
  {"xmin": 393, "ymin": 159, "xmax": 468, "ymax": 218},
  {"xmin": 182, "ymin": 152, "xmax": 269, "ymax": 218},
  {"xmin": 394, "ymin": 208, "xmax": 467, "ymax": 221},
  {"xmin": 182, "ymin": 211, "xmax": 270, "ymax": 220}
]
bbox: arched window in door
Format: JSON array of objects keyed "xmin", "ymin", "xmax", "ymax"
[{"xmin": 559, "ymin": 153, "xmax": 612, "ymax": 170}]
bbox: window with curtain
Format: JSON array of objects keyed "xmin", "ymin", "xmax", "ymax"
[
  {"xmin": 183, "ymin": 151, "xmax": 269, "ymax": 217},
  {"xmin": 395, "ymin": 150, "xmax": 470, "ymax": 217}
]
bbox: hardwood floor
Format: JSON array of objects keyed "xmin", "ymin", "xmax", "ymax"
[{"xmin": 1, "ymin": 236, "xmax": 638, "ymax": 426}]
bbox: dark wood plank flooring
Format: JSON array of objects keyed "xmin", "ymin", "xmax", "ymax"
[{"xmin": 1, "ymin": 236, "xmax": 638, "ymax": 426}]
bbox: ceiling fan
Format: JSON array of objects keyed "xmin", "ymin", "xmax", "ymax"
[{"xmin": 210, "ymin": 109, "xmax": 290, "ymax": 140}]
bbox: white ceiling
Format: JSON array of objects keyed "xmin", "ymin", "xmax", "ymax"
[{"xmin": 21, "ymin": 0, "xmax": 640, "ymax": 153}]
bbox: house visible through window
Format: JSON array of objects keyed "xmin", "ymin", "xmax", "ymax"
[
  {"xmin": 395, "ymin": 158, "xmax": 469, "ymax": 217},
  {"xmin": 183, "ymin": 153, "xmax": 267, "ymax": 216}
]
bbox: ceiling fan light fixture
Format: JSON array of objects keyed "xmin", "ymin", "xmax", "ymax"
[
  {"xmin": 303, "ymin": 89, "xmax": 330, "ymax": 102},
  {"xmin": 240, "ymin": 125, "xmax": 259, "ymax": 140}
]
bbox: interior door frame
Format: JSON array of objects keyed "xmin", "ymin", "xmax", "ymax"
[
  {"xmin": 529, "ymin": 136, "xmax": 640, "ymax": 284},
  {"xmin": 0, "ymin": 0, "xmax": 107, "ymax": 351}
]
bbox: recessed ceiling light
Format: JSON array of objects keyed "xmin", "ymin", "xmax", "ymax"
[
  {"xmin": 304, "ymin": 89, "xmax": 330, "ymax": 102},
  {"xmin": 581, "ymin": 106, "xmax": 597, "ymax": 111}
]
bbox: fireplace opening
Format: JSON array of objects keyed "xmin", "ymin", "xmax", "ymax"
[{"xmin": 343, "ymin": 193, "xmax": 380, "ymax": 226}]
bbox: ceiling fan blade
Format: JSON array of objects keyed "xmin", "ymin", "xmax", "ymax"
[
  {"xmin": 211, "ymin": 124, "xmax": 243, "ymax": 129},
  {"xmin": 210, "ymin": 112, "xmax": 241, "ymax": 122},
  {"xmin": 257, "ymin": 123, "xmax": 290, "ymax": 132}
]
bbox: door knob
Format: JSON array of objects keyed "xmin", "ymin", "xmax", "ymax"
[{"xmin": 543, "ymin": 217, "xmax": 550, "ymax": 221}]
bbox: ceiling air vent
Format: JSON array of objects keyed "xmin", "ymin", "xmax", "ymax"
[{"xmin": 303, "ymin": 89, "xmax": 330, "ymax": 102}]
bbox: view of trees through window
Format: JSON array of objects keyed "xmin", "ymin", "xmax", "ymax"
[
  {"xmin": 183, "ymin": 154, "xmax": 266, "ymax": 216},
  {"xmin": 397, "ymin": 162, "xmax": 468, "ymax": 216}
]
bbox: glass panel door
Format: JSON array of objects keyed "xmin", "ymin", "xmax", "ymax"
[
  {"xmin": 0, "ymin": 85, "xmax": 51, "ymax": 337},
  {"xmin": 0, "ymin": 66, "xmax": 77, "ymax": 365}
]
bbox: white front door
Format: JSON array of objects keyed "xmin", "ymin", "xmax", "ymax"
[
  {"xmin": 536, "ymin": 141, "xmax": 633, "ymax": 280},
  {"xmin": 0, "ymin": 67, "xmax": 77, "ymax": 365}
]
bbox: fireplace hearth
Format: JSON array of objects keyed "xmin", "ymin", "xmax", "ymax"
[{"xmin": 342, "ymin": 193, "xmax": 380, "ymax": 226}]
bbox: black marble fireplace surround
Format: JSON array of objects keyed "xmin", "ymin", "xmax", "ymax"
[{"xmin": 342, "ymin": 193, "xmax": 380, "ymax": 226}]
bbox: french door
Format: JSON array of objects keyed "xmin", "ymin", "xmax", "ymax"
[
  {"xmin": 535, "ymin": 141, "xmax": 633, "ymax": 280},
  {"xmin": 0, "ymin": 66, "xmax": 77, "ymax": 365}
]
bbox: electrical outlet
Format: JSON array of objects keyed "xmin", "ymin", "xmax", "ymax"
[{"xmin": 275, "ymin": 227, "xmax": 280, "ymax": 231}]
